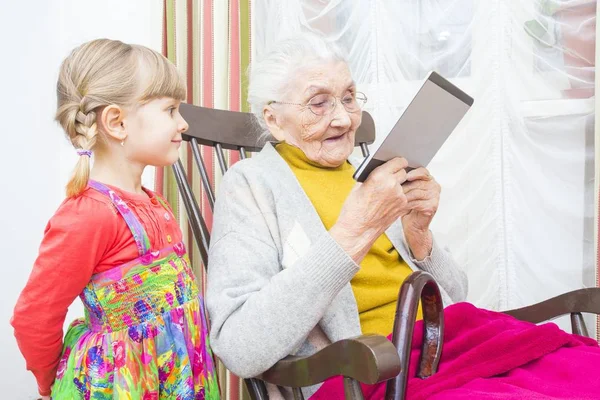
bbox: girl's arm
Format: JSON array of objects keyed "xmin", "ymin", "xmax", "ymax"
[{"xmin": 11, "ymin": 197, "xmax": 117, "ymax": 397}]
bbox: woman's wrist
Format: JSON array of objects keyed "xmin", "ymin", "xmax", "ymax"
[
  {"xmin": 404, "ymin": 227, "xmax": 433, "ymax": 261},
  {"xmin": 329, "ymin": 223, "xmax": 378, "ymax": 264}
]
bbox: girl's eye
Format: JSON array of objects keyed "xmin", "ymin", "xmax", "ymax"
[{"xmin": 169, "ymin": 107, "xmax": 176, "ymax": 115}]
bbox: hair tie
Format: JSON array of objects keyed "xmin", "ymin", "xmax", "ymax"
[{"xmin": 77, "ymin": 149, "xmax": 92, "ymax": 157}]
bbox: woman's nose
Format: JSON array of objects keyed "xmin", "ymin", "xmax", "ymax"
[{"xmin": 330, "ymin": 102, "xmax": 352, "ymax": 128}]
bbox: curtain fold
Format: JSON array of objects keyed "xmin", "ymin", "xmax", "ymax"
[{"xmin": 255, "ymin": 0, "xmax": 597, "ymax": 334}]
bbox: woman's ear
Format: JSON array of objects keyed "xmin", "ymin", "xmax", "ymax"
[
  {"xmin": 99, "ymin": 105, "xmax": 127, "ymax": 142},
  {"xmin": 263, "ymin": 105, "xmax": 285, "ymax": 141}
]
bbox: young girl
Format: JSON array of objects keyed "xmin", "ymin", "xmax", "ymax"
[{"xmin": 11, "ymin": 39, "xmax": 219, "ymax": 400}]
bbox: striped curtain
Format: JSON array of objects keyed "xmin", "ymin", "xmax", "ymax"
[{"xmin": 158, "ymin": 1, "xmax": 252, "ymax": 399}]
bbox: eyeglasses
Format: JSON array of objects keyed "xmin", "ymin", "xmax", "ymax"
[{"xmin": 268, "ymin": 92, "xmax": 368, "ymax": 116}]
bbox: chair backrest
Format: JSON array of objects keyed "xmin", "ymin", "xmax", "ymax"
[
  {"xmin": 172, "ymin": 103, "xmax": 375, "ymax": 400},
  {"xmin": 174, "ymin": 102, "xmax": 376, "ymax": 269}
]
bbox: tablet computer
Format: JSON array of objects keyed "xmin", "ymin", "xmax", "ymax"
[{"xmin": 353, "ymin": 71, "xmax": 474, "ymax": 182}]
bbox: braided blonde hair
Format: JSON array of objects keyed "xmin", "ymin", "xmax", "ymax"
[{"xmin": 55, "ymin": 39, "xmax": 186, "ymax": 197}]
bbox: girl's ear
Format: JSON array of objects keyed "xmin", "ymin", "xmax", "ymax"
[{"xmin": 99, "ymin": 105, "xmax": 127, "ymax": 142}]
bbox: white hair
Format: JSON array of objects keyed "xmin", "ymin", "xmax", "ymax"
[{"xmin": 247, "ymin": 32, "xmax": 348, "ymax": 136}]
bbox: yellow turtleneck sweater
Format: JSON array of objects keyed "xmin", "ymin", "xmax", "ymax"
[{"xmin": 276, "ymin": 142, "xmax": 421, "ymax": 336}]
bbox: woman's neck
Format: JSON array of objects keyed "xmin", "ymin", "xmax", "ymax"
[{"xmin": 276, "ymin": 141, "xmax": 350, "ymax": 171}]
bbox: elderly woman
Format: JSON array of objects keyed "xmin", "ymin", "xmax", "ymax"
[{"xmin": 207, "ymin": 34, "xmax": 600, "ymax": 399}]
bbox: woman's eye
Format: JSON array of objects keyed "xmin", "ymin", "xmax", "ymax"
[{"xmin": 308, "ymin": 94, "xmax": 329, "ymax": 106}]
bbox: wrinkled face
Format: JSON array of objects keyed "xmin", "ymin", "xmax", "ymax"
[
  {"xmin": 123, "ymin": 97, "xmax": 189, "ymax": 167},
  {"xmin": 264, "ymin": 61, "xmax": 362, "ymax": 167}
]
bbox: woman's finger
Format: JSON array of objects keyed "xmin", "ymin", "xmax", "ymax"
[
  {"xmin": 365, "ymin": 158, "xmax": 408, "ymax": 188},
  {"xmin": 402, "ymin": 180, "xmax": 429, "ymax": 193},
  {"xmin": 393, "ymin": 168, "xmax": 408, "ymax": 185},
  {"xmin": 386, "ymin": 157, "xmax": 409, "ymax": 174},
  {"xmin": 406, "ymin": 199, "xmax": 439, "ymax": 215},
  {"xmin": 406, "ymin": 167, "xmax": 433, "ymax": 182},
  {"xmin": 405, "ymin": 188, "xmax": 432, "ymax": 202}
]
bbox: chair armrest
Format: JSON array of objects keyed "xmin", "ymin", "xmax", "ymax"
[
  {"xmin": 258, "ymin": 334, "xmax": 401, "ymax": 388},
  {"xmin": 503, "ymin": 288, "xmax": 600, "ymax": 337},
  {"xmin": 503, "ymin": 287, "xmax": 600, "ymax": 323},
  {"xmin": 387, "ymin": 271, "xmax": 444, "ymax": 400}
]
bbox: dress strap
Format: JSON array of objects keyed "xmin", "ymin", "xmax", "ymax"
[
  {"xmin": 153, "ymin": 194, "xmax": 176, "ymax": 218},
  {"xmin": 88, "ymin": 180, "xmax": 151, "ymax": 256},
  {"xmin": 153, "ymin": 194, "xmax": 169, "ymax": 210}
]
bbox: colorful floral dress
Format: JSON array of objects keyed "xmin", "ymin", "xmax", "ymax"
[{"xmin": 51, "ymin": 181, "xmax": 219, "ymax": 400}]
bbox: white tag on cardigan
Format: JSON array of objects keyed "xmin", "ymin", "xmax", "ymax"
[{"xmin": 281, "ymin": 221, "xmax": 311, "ymax": 269}]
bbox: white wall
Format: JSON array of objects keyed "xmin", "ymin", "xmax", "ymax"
[{"xmin": 0, "ymin": 1, "xmax": 161, "ymax": 398}]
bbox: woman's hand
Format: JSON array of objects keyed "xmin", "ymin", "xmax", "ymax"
[
  {"xmin": 40, "ymin": 396, "xmax": 51, "ymax": 400},
  {"xmin": 401, "ymin": 167, "xmax": 441, "ymax": 260},
  {"xmin": 330, "ymin": 157, "xmax": 411, "ymax": 263}
]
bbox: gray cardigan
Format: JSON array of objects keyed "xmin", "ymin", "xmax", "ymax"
[{"xmin": 206, "ymin": 143, "xmax": 468, "ymax": 395}]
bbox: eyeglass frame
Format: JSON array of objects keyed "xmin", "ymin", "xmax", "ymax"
[{"xmin": 267, "ymin": 91, "xmax": 368, "ymax": 116}]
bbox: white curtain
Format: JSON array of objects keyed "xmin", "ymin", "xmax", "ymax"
[{"xmin": 254, "ymin": 0, "xmax": 596, "ymax": 330}]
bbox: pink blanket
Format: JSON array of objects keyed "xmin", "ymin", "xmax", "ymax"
[{"xmin": 311, "ymin": 302, "xmax": 600, "ymax": 399}]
